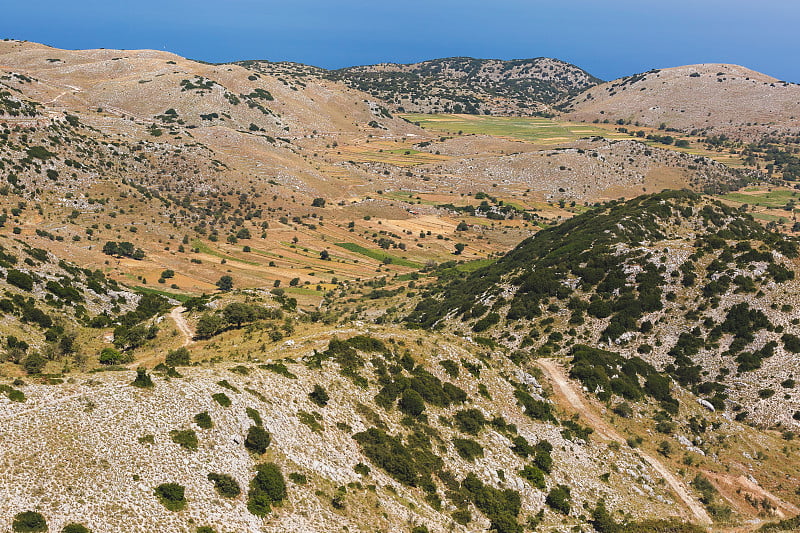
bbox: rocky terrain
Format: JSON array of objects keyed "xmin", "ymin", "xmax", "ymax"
[
  {"xmin": 1, "ymin": 40, "xmax": 800, "ymax": 532},
  {"xmin": 326, "ymin": 57, "xmax": 600, "ymax": 116},
  {"xmin": 561, "ymin": 64, "xmax": 800, "ymax": 140}
]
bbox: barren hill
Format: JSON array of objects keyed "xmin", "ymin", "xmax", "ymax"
[{"xmin": 562, "ymin": 63, "xmax": 800, "ymax": 140}]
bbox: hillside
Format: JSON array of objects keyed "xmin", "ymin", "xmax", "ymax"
[
  {"xmin": 328, "ymin": 57, "xmax": 600, "ymax": 116},
  {"xmin": 561, "ymin": 64, "xmax": 800, "ymax": 140},
  {"xmin": 409, "ymin": 190, "xmax": 800, "ymax": 426}
]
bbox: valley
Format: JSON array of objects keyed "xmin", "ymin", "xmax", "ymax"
[{"xmin": 0, "ymin": 38, "xmax": 799, "ymax": 532}]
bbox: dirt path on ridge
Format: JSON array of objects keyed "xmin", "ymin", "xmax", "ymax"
[
  {"xmin": 537, "ymin": 358, "xmax": 713, "ymax": 526},
  {"xmin": 170, "ymin": 306, "xmax": 194, "ymax": 347}
]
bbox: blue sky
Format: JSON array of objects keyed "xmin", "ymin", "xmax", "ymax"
[{"xmin": 2, "ymin": 0, "xmax": 799, "ymax": 82}]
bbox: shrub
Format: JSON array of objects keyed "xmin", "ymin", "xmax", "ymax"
[
  {"xmin": 546, "ymin": 484, "xmax": 572, "ymax": 514},
  {"xmin": 131, "ymin": 368, "xmax": 154, "ymax": 388},
  {"xmin": 62, "ymin": 525, "xmax": 91, "ymax": 533},
  {"xmin": 194, "ymin": 411, "xmax": 213, "ymax": 429},
  {"xmin": 12, "ymin": 511, "xmax": 47, "ymax": 532},
  {"xmin": 165, "ymin": 347, "xmax": 190, "ymax": 366},
  {"xmin": 245, "ymin": 425, "xmax": 271, "ymax": 454},
  {"xmin": 453, "ymin": 438, "xmax": 484, "ymax": 461},
  {"xmin": 7, "ymin": 269, "xmax": 34, "ymax": 291},
  {"xmin": 398, "ymin": 389, "xmax": 425, "ymax": 416},
  {"xmin": 454, "ymin": 408, "xmax": 487, "ymax": 435},
  {"xmin": 216, "ymin": 275, "xmax": 233, "ymax": 291},
  {"xmin": 246, "ymin": 407, "xmax": 263, "ymax": 426},
  {"xmin": 212, "ymin": 392, "xmax": 231, "ymax": 407},
  {"xmin": 99, "ymin": 347, "xmax": 130, "ymax": 365},
  {"xmin": 155, "ymin": 483, "xmax": 187, "ymax": 511},
  {"xmin": 22, "ymin": 353, "xmax": 47, "ymax": 375},
  {"xmin": 309, "ymin": 384, "xmax": 329, "ymax": 406},
  {"xmin": 208, "ymin": 472, "xmax": 241, "ymax": 498},
  {"xmin": 170, "ymin": 429, "xmax": 198, "ymax": 450},
  {"xmin": 247, "ymin": 463, "xmax": 287, "ymax": 516},
  {"xmin": 461, "ymin": 473, "xmax": 522, "ymax": 533},
  {"xmin": 519, "ymin": 464, "xmax": 546, "ymax": 490}
]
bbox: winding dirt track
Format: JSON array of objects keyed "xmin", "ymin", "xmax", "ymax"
[
  {"xmin": 537, "ymin": 358, "xmax": 713, "ymax": 526},
  {"xmin": 170, "ymin": 306, "xmax": 195, "ymax": 346}
]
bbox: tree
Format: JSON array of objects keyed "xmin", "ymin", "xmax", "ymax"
[
  {"xmin": 247, "ymin": 463, "xmax": 287, "ymax": 516},
  {"xmin": 22, "ymin": 353, "xmax": 47, "ymax": 375},
  {"xmin": 320, "ymin": 249, "xmax": 330, "ymax": 261},
  {"xmin": 196, "ymin": 313, "xmax": 224, "ymax": 338},
  {"xmin": 208, "ymin": 473, "xmax": 241, "ymax": 498},
  {"xmin": 154, "ymin": 483, "xmax": 187, "ymax": 511},
  {"xmin": 216, "ymin": 275, "xmax": 233, "ymax": 292},
  {"xmin": 99, "ymin": 347, "xmax": 131, "ymax": 365},
  {"xmin": 165, "ymin": 347, "xmax": 191, "ymax": 366},
  {"xmin": 12, "ymin": 511, "xmax": 47, "ymax": 532},
  {"xmin": 245, "ymin": 425, "xmax": 271, "ymax": 454},
  {"xmin": 311, "ymin": 198, "xmax": 326, "ymax": 208},
  {"xmin": 454, "ymin": 243, "xmax": 466, "ymax": 255},
  {"xmin": 398, "ymin": 389, "xmax": 425, "ymax": 416},
  {"xmin": 222, "ymin": 302, "xmax": 254, "ymax": 327},
  {"xmin": 131, "ymin": 367, "xmax": 154, "ymax": 389},
  {"xmin": 309, "ymin": 384, "xmax": 329, "ymax": 407}
]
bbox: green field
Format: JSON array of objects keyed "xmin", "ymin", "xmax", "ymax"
[
  {"xmin": 334, "ymin": 242, "xmax": 422, "ymax": 268},
  {"xmin": 401, "ymin": 114, "xmax": 633, "ymax": 144},
  {"xmin": 191, "ymin": 239, "xmax": 260, "ymax": 266},
  {"xmin": 133, "ymin": 286, "xmax": 191, "ymax": 303},
  {"xmin": 721, "ymin": 190, "xmax": 798, "ymax": 209}
]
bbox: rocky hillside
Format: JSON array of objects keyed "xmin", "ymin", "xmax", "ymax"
[
  {"xmin": 0, "ymin": 324, "xmax": 703, "ymax": 532},
  {"xmin": 408, "ymin": 190, "xmax": 800, "ymax": 428},
  {"xmin": 328, "ymin": 57, "xmax": 600, "ymax": 116},
  {"xmin": 561, "ymin": 64, "xmax": 800, "ymax": 140}
]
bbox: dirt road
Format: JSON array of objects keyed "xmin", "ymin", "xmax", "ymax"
[
  {"xmin": 537, "ymin": 358, "xmax": 713, "ymax": 526},
  {"xmin": 170, "ymin": 306, "xmax": 194, "ymax": 346}
]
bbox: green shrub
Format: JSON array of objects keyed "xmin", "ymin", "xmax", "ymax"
[
  {"xmin": 130, "ymin": 367, "xmax": 154, "ymax": 388},
  {"xmin": 12, "ymin": 511, "xmax": 47, "ymax": 532},
  {"xmin": 208, "ymin": 472, "xmax": 241, "ymax": 498},
  {"xmin": 309, "ymin": 384, "xmax": 329, "ymax": 406},
  {"xmin": 196, "ymin": 528, "xmax": 216, "ymax": 533},
  {"xmin": 519, "ymin": 463, "xmax": 546, "ymax": 490},
  {"xmin": 245, "ymin": 425, "xmax": 271, "ymax": 454},
  {"xmin": 7, "ymin": 269, "xmax": 34, "ymax": 291},
  {"xmin": 212, "ymin": 392, "xmax": 231, "ymax": 406},
  {"xmin": 288, "ymin": 472, "xmax": 307, "ymax": 484},
  {"xmin": 546, "ymin": 484, "xmax": 572, "ymax": 514},
  {"xmin": 461, "ymin": 473, "xmax": 522, "ymax": 533},
  {"xmin": 62, "ymin": 525, "xmax": 90, "ymax": 533},
  {"xmin": 398, "ymin": 389, "xmax": 425, "ymax": 416},
  {"xmin": 99, "ymin": 347, "xmax": 130, "ymax": 365},
  {"xmin": 22, "ymin": 354, "xmax": 47, "ymax": 375},
  {"xmin": 454, "ymin": 408, "xmax": 487, "ymax": 435},
  {"xmin": 247, "ymin": 463, "xmax": 287, "ymax": 516},
  {"xmin": 165, "ymin": 347, "xmax": 190, "ymax": 366},
  {"xmin": 246, "ymin": 407, "xmax": 263, "ymax": 426},
  {"xmin": 439, "ymin": 359, "xmax": 459, "ymax": 378},
  {"xmin": 194, "ymin": 411, "xmax": 213, "ymax": 429},
  {"xmin": 155, "ymin": 482, "xmax": 187, "ymax": 511},
  {"xmin": 170, "ymin": 429, "xmax": 198, "ymax": 451},
  {"xmin": 453, "ymin": 438, "xmax": 484, "ymax": 461}
]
